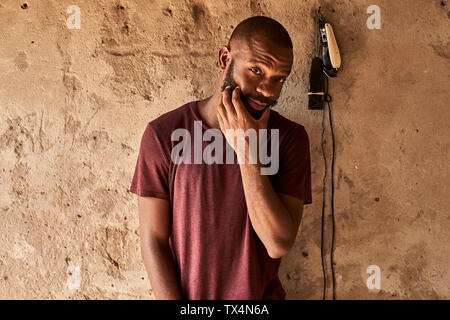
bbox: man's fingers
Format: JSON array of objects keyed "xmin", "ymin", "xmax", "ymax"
[
  {"xmin": 232, "ymin": 86, "xmax": 248, "ymax": 119},
  {"xmin": 222, "ymin": 86, "xmax": 237, "ymax": 117},
  {"xmin": 217, "ymin": 102, "xmax": 226, "ymax": 123}
]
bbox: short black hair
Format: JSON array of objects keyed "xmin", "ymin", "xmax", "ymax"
[{"xmin": 227, "ymin": 16, "xmax": 293, "ymax": 50}]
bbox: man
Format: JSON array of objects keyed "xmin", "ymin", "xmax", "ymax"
[{"xmin": 130, "ymin": 16, "xmax": 312, "ymax": 300}]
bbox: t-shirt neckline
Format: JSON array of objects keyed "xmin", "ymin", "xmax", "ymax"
[{"xmin": 190, "ymin": 100, "xmax": 215, "ymax": 131}]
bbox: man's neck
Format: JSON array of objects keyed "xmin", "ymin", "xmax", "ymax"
[{"xmin": 197, "ymin": 88, "xmax": 222, "ymax": 130}]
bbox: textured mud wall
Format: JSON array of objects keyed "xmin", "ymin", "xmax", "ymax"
[{"xmin": 0, "ymin": 0, "xmax": 448, "ymax": 299}]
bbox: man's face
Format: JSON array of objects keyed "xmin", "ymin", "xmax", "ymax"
[{"xmin": 221, "ymin": 36, "xmax": 293, "ymax": 119}]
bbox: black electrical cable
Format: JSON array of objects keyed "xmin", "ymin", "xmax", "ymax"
[
  {"xmin": 315, "ymin": 6, "xmax": 337, "ymax": 300},
  {"xmin": 326, "ymin": 76, "xmax": 337, "ymax": 301},
  {"xmin": 320, "ymin": 90, "xmax": 328, "ymax": 300},
  {"xmin": 320, "ymin": 76, "xmax": 337, "ymax": 300},
  {"xmin": 317, "ymin": 7, "xmax": 328, "ymax": 301}
]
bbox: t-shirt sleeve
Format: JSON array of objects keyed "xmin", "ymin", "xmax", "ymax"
[
  {"xmin": 273, "ymin": 124, "xmax": 312, "ymax": 205},
  {"xmin": 129, "ymin": 123, "xmax": 170, "ymax": 200}
]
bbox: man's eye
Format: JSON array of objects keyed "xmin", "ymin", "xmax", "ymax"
[{"xmin": 250, "ymin": 67, "xmax": 261, "ymax": 75}]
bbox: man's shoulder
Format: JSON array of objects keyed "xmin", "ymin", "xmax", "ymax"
[{"xmin": 147, "ymin": 100, "xmax": 195, "ymax": 133}]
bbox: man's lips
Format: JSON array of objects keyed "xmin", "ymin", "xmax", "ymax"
[{"xmin": 248, "ymin": 97, "xmax": 268, "ymax": 110}]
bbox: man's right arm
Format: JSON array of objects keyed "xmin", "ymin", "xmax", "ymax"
[{"xmin": 138, "ymin": 196, "xmax": 183, "ymax": 299}]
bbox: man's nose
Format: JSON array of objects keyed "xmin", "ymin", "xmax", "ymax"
[{"xmin": 255, "ymin": 80, "xmax": 276, "ymax": 100}]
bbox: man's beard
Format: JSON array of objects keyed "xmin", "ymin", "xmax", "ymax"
[{"xmin": 220, "ymin": 60, "xmax": 279, "ymax": 120}]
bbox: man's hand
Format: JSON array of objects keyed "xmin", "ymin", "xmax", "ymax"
[
  {"xmin": 216, "ymin": 86, "xmax": 301, "ymax": 259},
  {"xmin": 217, "ymin": 86, "xmax": 271, "ymax": 164}
]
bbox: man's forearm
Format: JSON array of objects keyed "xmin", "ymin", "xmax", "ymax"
[
  {"xmin": 141, "ymin": 240, "xmax": 183, "ymax": 299},
  {"xmin": 239, "ymin": 162, "xmax": 296, "ymax": 258}
]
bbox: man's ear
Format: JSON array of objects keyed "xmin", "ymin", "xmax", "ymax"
[{"xmin": 218, "ymin": 46, "xmax": 231, "ymax": 71}]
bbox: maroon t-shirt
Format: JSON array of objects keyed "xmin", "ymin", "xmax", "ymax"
[{"xmin": 130, "ymin": 100, "xmax": 312, "ymax": 300}]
